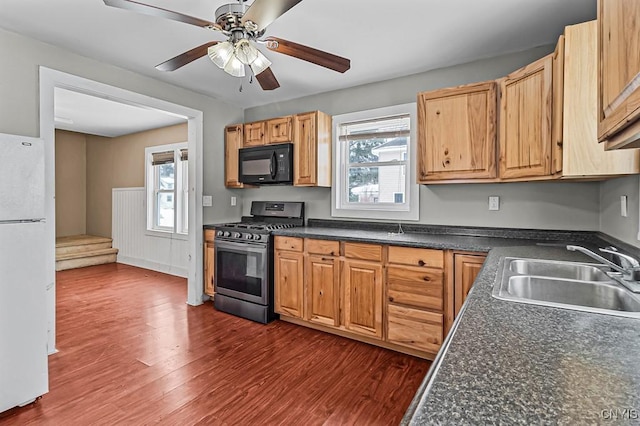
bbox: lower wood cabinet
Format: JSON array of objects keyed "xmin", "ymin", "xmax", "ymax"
[
  {"xmin": 204, "ymin": 229, "xmax": 215, "ymax": 297},
  {"xmin": 274, "ymin": 248, "xmax": 304, "ymax": 319},
  {"xmin": 306, "ymin": 254, "xmax": 340, "ymax": 327},
  {"xmin": 273, "ymin": 236, "xmax": 486, "ymax": 360},
  {"xmin": 343, "ymin": 259, "xmax": 383, "ymax": 339},
  {"xmin": 453, "ymin": 252, "xmax": 487, "ymax": 316}
]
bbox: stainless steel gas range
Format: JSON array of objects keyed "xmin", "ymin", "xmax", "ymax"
[{"xmin": 213, "ymin": 201, "xmax": 304, "ymax": 323}]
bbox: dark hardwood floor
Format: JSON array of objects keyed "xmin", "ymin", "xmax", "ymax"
[{"xmin": 1, "ymin": 263, "xmax": 430, "ymax": 425}]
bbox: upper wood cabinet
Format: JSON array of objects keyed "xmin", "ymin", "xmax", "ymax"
[
  {"xmin": 498, "ymin": 54, "xmax": 554, "ymax": 180},
  {"xmin": 266, "ymin": 116, "xmax": 293, "ymax": 144},
  {"xmin": 293, "ymin": 111, "xmax": 332, "ymax": 187},
  {"xmin": 243, "ymin": 121, "xmax": 266, "ymax": 147},
  {"xmin": 224, "ymin": 124, "xmax": 244, "ymax": 188},
  {"xmin": 558, "ymin": 21, "xmax": 639, "ymax": 176},
  {"xmin": 417, "ymin": 81, "xmax": 498, "ymax": 181},
  {"xmin": 598, "ymin": 0, "xmax": 640, "ymax": 149}
]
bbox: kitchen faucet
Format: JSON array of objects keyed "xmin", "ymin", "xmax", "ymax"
[{"xmin": 566, "ymin": 245, "xmax": 640, "ymax": 292}]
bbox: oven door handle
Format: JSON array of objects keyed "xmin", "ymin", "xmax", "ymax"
[{"xmin": 215, "ymin": 239, "xmax": 267, "ymax": 252}]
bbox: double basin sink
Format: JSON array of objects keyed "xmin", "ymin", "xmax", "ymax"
[{"xmin": 493, "ymin": 257, "xmax": 640, "ymax": 318}]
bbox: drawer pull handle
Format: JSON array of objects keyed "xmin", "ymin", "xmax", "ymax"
[
  {"xmin": 322, "ymin": 257, "xmax": 332, "ymax": 261},
  {"xmin": 418, "ymin": 260, "xmax": 426, "ymax": 266},
  {"xmin": 388, "ymin": 296, "xmax": 394, "ymax": 302},
  {"xmin": 423, "ymin": 276, "xmax": 430, "ymax": 282}
]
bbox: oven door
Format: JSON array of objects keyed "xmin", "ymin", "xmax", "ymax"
[{"xmin": 214, "ymin": 239, "xmax": 269, "ymax": 305}]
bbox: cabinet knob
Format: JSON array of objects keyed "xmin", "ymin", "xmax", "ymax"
[
  {"xmin": 388, "ymin": 296, "xmax": 394, "ymax": 302},
  {"xmin": 418, "ymin": 260, "xmax": 426, "ymax": 266},
  {"xmin": 423, "ymin": 276, "xmax": 430, "ymax": 282},
  {"xmin": 319, "ymin": 290, "xmax": 324, "ymax": 296}
]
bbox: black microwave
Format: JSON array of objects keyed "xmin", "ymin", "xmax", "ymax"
[{"xmin": 239, "ymin": 143, "xmax": 293, "ymax": 185}]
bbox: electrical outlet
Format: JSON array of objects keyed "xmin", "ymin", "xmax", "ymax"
[
  {"xmin": 489, "ymin": 196, "xmax": 500, "ymax": 211},
  {"xmin": 231, "ymin": 196, "xmax": 237, "ymax": 207},
  {"xmin": 202, "ymin": 195, "xmax": 212, "ymax": 207},
  {"xmin": 621, "ymin": 195, "xmax": 628, "ymax": 217}
]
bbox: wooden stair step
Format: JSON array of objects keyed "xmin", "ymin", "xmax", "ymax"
[
  {"xmin": 56, "ymin": 235, "xmax": 114, "ymax": 256},
  {"xmin": 55, "ymin": 248, "xmax": 119, "ymax": 272}
]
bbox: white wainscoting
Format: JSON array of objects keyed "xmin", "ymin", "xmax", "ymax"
[{"xmin": 112, "ymin": 188, "xmax": 188, "ymax": 278}]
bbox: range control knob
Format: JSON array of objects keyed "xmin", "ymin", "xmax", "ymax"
[
  {"xmin": 253, "ymin": 234, "xmax": 262, "ymax": 241},
  {"xmin": 244, "ymin": 233, "xmax": 253, "ymax": 240},
  {"xmin": 216, "ymin": 230, "xmax": 224, "ymax": 237},
  {"xmin": 232, "ymin": 232, "xmax": 241, "ymax": 239},
  {"xmin": 223, "ymin": 231, "xmax": 231, "ymax": 237}
]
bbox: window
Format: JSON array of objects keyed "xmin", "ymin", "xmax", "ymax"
[
  {"xmin": 145, "ymin": 142, "xmax": 188, "ymax": 235},
  {"xmin": 332, "ymin": 103, "xmax": 419, "ymax": 221}
]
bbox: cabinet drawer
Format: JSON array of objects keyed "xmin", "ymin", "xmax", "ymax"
[
  {"xmin": 344, "ymin": 242, "xmax": 382, "ymax": 262},
  {"xmin": 387, "ymin": 266, "xmax": 444, "ymax": 311},
  {"xmin": 204, "ymin": 229, "xmax": 216, "ymax": 243},
  {"xmin": 274, "ymin": 236, "xmax": 303, "ymax": 252},
  {"xmin": 388, "ymin": 246, "xmax": 444, "ymax": 269},
  {"xmin": 305, "ymin": 239, "xmax": 339, "ymax": 256},
  {"xmin": 387, "ymin": 304, "xmax": 443, "ymax": 353}
]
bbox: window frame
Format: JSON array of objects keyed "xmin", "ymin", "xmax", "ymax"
[
  {"xmin": 331, "ymin": 103, "xmax": 419, "ymax": 221},
  {"xmin": 145, "ymin": 142, "xmax": 188, "ymax": 239}
]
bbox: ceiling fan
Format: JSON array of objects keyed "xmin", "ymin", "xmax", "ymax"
[{"xmin": 103, "ymin": 0, "xmax": 351, "ymax": 90}]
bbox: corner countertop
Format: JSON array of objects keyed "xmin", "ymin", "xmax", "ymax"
[{"xmin": 402, "ymin": 245, "xmax": 640, "ymax": 425}]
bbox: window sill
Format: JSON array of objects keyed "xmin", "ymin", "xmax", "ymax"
[
  {"xmin": 332, "ymin": 208, "xmax": 419, "ymax": 222},
  {"xmin": 145, "ymin": 229, "xmax": 189, "ymax": 241}
]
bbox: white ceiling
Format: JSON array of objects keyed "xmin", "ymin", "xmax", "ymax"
[
  {"xmin": 54, "ymin": 88, "xmax": 186, "ymax": 137},
  {"xmin": 0, "ymin": 0, "xmax": 596, "ymax": 112}
]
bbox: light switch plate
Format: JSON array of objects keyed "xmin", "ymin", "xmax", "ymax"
[
  {"xmin": 202, "ymin": 195, "xmax": 212, "ymax": 207},
  {"xmin": 231, "ymin": 196, "xmax": 237, "ymax": 207},
  {"xmin": 621, "ymin": 195, "xmax": 628, "ymax": 217},
  {"xmin": 489, "ymin": 196, "xmax": 500, "ymax": 211}
]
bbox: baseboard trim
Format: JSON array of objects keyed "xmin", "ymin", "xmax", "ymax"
[{"xmin": 117, "ymin": 255, "xmax": 188, "ymax": 278}]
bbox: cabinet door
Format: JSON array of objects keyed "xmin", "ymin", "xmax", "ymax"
[
  {"xmin": 244, "ymin": 121, "xmax": 266, "ymax": 147},
  {"xmin": 453, "ymin": 253, "xmax": 486, "ymax": 317},
  {"xmin": 499, "ymin": 54, "xmax": 553, "ymax": 179},
  {"xmin": 293, "ymin": 112, "xmax": 317, "ymax": 186},
  {"xmin": 417, "ymin": 81, "xmax": 497, "ymax": 181},
  {"xmin": 343, "ymin": 259, "xmax": 383, "ymax": 339},
  {"xmin": 266, "ymin": 116, "xmax": 293, "ymax": 144},
  {"xmin": 306, "ymin": 255, "xmax": 340, "ymax": 327},
  {"xmin": 224, "ymin": 125, "xmax": 243, "ymax": 188},
  {"xmin": 387, "ymin": 304, "xmax": 443, "ymax": 354},
  {"xmin": 274, "ymin": 250, "xmax": 304, "ymax": 318},
  {"xmin": 598, "ymin": 0, "xmax": 640, "ymax": 143}
]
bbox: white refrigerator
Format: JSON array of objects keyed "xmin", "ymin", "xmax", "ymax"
[{"xmin": 0, "ymin": 134, "xmax": 49, "ymax": 413}]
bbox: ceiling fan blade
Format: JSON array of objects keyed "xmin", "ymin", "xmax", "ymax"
[
  {"xmin": 241, "ymin": 0, "xmax": 304, "ymax": 31},
  {"xmin": 103, "ymin": 0, "xmax": 220, "ymax": 29},
  {"xmin": 255, "ymin": 68, "xmax": 280, "ymax": 90},
  {"xmin": 155, "ymin": 42, "xmax": 219, "ymax": 72},
  {"xmin": 264, "ymin": 37, "xmax": 350, "ymax": 73}
]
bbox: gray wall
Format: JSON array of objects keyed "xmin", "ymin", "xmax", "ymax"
[
  {"xmin": 0, "ymin": 27, "xmax": 243, "ymax": 224},
  {"xmin": 242, "ymin": 46, "xmax": 602, "ymax": 232},
  {"xmin": 600, "ymin": 175, "xmax": 639, "ymax": 247}
]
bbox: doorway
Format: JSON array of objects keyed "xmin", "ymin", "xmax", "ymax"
[{"xmin": 40, "ymin": 68, "xmax": 204, "ymax": 354}]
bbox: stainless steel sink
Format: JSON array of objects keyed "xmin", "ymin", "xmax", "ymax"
[
  {"xmin": 509, "ymin": 259, "xmax": 610, "ymax": 281},
  {"xmin": 493, "ymin": 257, "xmax": 640, "ymax": 318}
]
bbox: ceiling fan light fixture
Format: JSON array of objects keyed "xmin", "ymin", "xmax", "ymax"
[
  {"xmin": 208, "ymin": 41, "xmax": 234, "ymax": 69},
  {"xmin": 234, "ymin": 39, "xmax": 259, "ymax": 65},
  {"xmin": 250, "ymin": 50, "xmax": 272, "ymax": 76},
  {"xmin": 223, "ymin": 54, "xmax": 246, "ymax": 77}
]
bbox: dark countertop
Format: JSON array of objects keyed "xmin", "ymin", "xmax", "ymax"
[
  {"xmin": 266, "ymin": 222, "xmax": 640, "ymax": 424},
  {"xmin": 402, "ymin": 245, "xmax": 640, "ymax": 425}
]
